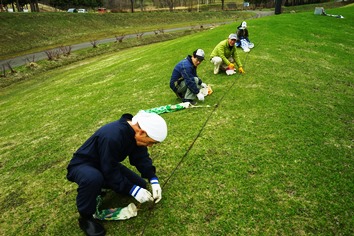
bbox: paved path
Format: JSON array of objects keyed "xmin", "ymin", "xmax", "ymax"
[
  {"xmin": 0, "ymin": 11, "xmax": 274, "ymax": 68},
  {"xmin": 0, "ymin": 26, "xmax": 197, "ymax": 68}
]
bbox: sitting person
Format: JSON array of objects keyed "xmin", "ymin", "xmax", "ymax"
[
  {"xmin": 169, "ymin": 49, "xmax": 208, "ymax": 105},
  {"xmin": 236, "ymin": 21, "xmax": 254, "ymax": 53}
]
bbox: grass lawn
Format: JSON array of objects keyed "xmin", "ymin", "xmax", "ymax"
[{"xmin": 0, "ymin": 4, "xmax": 353, "ymax": 235}]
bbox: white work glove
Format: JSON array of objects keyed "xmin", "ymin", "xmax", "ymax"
[
  {"xmin": 197, "ymin": 92, "xmax": 205, "ymax": 101},
  {"xmin": 130, "ymin": 185, "xmax": 153, "ymax": 203},
  {"xmin": 179, "ymin": 102, "xmax": 192, "ymax": 108},
  {"xmin": 226, "ymin": 69, "xmax": 236, "ymax": 75},
  {"xmin": 150, "ymin": 177, "xmax": 162, "ymax": 203},
  {"xmin": 201, "ymin": 83, "xmax": 207, "ymax": 88}
]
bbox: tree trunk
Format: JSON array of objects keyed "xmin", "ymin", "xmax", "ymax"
[
  {"xmin": 130, "ymin": 0, "xmax": 134, "ymax": 12},
  {"xmin": 35, "ymin": 0, "xmax": 39, "ymax": 12},
  {"xmin": 168, "ymin": 0, "xmax": 174, "ymax": 12},
  {"xmin": 30, "ymin": 2, "xmax": 35, "ymax": 12},
  {"xmin": 275, "ymin": 0, "xmax": 282, "ymax": 14},
  {"xmin": 139, "ymin": 0, "xmax": 144, "ymax": 11},
  {"xmin": 16, "ymin": 0, "xmax": 21, "ymax": 11}
]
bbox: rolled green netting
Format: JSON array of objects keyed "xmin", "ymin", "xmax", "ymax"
[
  {"xmin": 144, "ymin": 103, "xmax": 188, "ymax": 115},
  {"xmin": 94, "ymin": 195, "xmax": 138, "ymax": 221},
  {"xmin": 143, "ymin": 85, "xmax": 213, "ymax": 115}
]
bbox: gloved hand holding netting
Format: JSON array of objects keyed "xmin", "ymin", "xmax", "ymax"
[
  {"xmin": 238, "ymin": 67, "xmax": 245, "ymax": 74},
  {"xmin": 130, "ymin": 185, "xmax": 153, "ymax": 203},
  {"xmin": 150, "ymin": 177, "xmax": 162, "ymax": 203},
  {"xmin": 197, "ymin": 92, "xmax": 205, "ymax": 101}
]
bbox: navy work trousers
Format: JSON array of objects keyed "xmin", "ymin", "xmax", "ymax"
[{"xmin": 67, "ymin": 163, "xmax": 146, "ymax": 216}]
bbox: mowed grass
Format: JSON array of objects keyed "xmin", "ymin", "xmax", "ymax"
[{"xmin": 0, "ymin": 4, "xmax": 353, "ymax": 235}]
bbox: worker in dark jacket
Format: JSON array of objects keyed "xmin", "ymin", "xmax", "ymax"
[
  {"xmin": 170, "ymin": 49, "xmax": 207, "ymax": 105},
  {"xmin": 67, "ymin": 111, "xmax": 167, "ymax": 236}
]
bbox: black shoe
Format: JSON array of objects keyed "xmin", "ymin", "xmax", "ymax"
[
  {"xmin": 182, "ymin": 99, "xmax": 197, "ymax": 105},
  {"xmin": 174, "ymin": 91, "xmax": 183, "ymax": 99},
  {"xmin": 78, "ymin": 217, "xmax": 106, "ymax": 236}
]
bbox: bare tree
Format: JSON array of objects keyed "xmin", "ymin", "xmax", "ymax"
[
  {"xmin": 24, "ymin": 56, "xmax": 38, "ymax": 69},
  {"xmin": 91, "ymin": 40, "xmax": 98, "ymax": 48},
  {"xmin": 136, "ymin": 32, "xmax": 144, "ymax": 39},
  {"xmin": 1, "ymin": 64, "xmax": 6, "ymax": 77},
  {"xmin": 15, "ymin": 0, "xmax": 20, "ymax": 11},
  {"xmin": 139, "ymin": 0, "xmax": 144, "ymax": 11},
  {"xmin": 115, "ymin": 35, "xmax": 125, "ymax": 43},
  {"xmin": 45, "ymin": 49, "xmax": 60, "ymax": 60},
  {"xmin": 59, "ymin": 45, "xmax": 72, "ymax": 56},
  {"xmin": 24, "ymin": 55, "xmax": 36, "ymax": 64},
  {"xmin": 6, "ymin": 61, "xmax": 16, "ymax": 74},
  {"xmin": 167, "ymin": 0, "xmax": 174, "ymax": 11},
  {"xmin": 130, "ymin": 0, "xmax": 134, "ymax": 12}
]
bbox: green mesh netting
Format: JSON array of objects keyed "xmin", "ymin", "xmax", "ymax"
[
  {"xmin": 94, "ymin": 195, "xmax": 138, "ymax": 221},
  {"xmin": 144, "ymin": 103, "xmax": 187, "ymax": 115}
]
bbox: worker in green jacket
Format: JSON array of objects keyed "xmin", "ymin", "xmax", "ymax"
[{"xmin": 210, "ymin": 33, "xmax": 245, "ymax": 75}]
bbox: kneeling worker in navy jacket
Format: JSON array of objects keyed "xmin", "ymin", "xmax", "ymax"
[{"xmin": 67, "ymin": 111, "xmax": 168, "ymax": 236}]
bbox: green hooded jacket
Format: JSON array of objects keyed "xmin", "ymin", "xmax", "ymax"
[{"xmin": 210, "ymin": 39, "xmax": 242, "ymax": 68}]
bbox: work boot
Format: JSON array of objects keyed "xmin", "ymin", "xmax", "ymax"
[{"xmin": 78, "ymin": 217, "xmax": 106, "ymax": 236}]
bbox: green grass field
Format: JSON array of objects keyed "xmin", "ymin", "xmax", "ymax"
[{"xmin": 0, "ymin": 4, "xmax": 353, "ymax": 235}]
